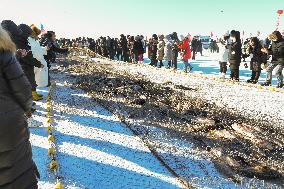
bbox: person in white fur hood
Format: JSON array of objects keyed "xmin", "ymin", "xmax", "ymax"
[
  {"xmin": 28, "ymin": 24, "xmax": 48, "ymax": 88},
  {"xmin": 218, "ymin": 31, "xmax": 230, "ymax": 79}
]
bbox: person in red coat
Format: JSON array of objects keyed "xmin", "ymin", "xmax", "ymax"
[{"xmin": 178, "ymin": 36, "xmax": 193, "ymax": 73}]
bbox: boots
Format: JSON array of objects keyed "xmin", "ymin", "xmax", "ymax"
[
  {"xmin": 219, "ymin": 73, "xmax": 225, "ymax": 80},
  {"xmin": 36, "ymin": 92, "xmax": 43, "ymax": 98},
  {"xmin": 261, "ymin": 82, "xmax": 271, "ymax": 86},
  {"xmin": 32, "ymin": 91, "xmax": 43, "ymax": 101},
  {"xmin": 277, "ymin": 83, "xmax": 284, "ymax": 88}
]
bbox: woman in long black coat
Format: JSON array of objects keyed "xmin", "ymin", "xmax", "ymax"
[{"xmin": 0, "ymin": 26, "xmax": 39, "ymax": 189}]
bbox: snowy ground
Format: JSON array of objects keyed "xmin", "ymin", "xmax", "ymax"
[
  {"xmin": 87, "ymin": 52, "xmax": 284, "ymax": 189},
  {"xmin": 30, "ymin": 69, "xmax": 185, "ymax": 189},
  {"xmin": 28, "ymin": 50, "xmax": 284, "ymax": 189},
  {"xmin": 109, "ymin": 53, "xmax": 284, "ymax": 129}
]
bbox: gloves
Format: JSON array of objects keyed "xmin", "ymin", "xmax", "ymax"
[{"xmin": 25, "ymin": 111, "xmax": 32, "ymax": 118}]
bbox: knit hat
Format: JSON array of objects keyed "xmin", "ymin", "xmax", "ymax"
[
  {"xmin": 30, "ymin": 24, "xmax": 41, "ymax": 36},
  {"xmin": 18, "ymin": 24, "xmax": 32, "ymax": 39}
]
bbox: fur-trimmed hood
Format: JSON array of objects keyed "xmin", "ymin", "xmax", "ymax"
[
  {"xmin": 0, "ymin": 26, "xmax": 16, "ymax": 53},
  {"xmin": 268, "ymin": 31, "xmax": 283, "ymax": 42}
]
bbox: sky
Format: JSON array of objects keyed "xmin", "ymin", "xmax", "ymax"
[{"xmin": 0, "ymin": 0, "xmax": 283, "ymax": 39}]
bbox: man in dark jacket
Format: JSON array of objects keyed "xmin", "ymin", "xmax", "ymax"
[
  {"xmin": 120, "ymin": 34, "xmax": 129, "ymax": 62},
  {"xmin": 171, "ymin": 32, "xmax": 180, "ymax": 70},
  {"xmin": 191, "ymin": 37, "xmax": 198, "ymax": 60},
  {"xmin": 41, "ymin": 31, "xmax": 68, "ymax": 86},
  {"xmin": 149, "ymin": 34, "xmax": 158, "ymax": 67},
  {"xmin": 18, "ymin": 24, "xmax": 44, "ymax": 101},
  {"xmin": 227, "ymin": 30, "xmax": 242, "ymax": 81},
  {"xmin": 261, "ymin": 31, "xmax": 284, "ymax": 88},
  {"xmin": 0, "ymin": 26, "xmax": 39, "ymax": 189}
]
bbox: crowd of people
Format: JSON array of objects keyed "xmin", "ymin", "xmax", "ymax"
[
  {"xmin": 57, "ymin": 30, "xmax": 284, "ymax": 87},
  {"xmin": 0, "ymin": 18, "xmax": 284, "ymax": 188}
]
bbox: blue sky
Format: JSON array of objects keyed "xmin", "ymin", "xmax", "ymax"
[{"xmin": 0, "ymin": 0, "xmax": 283, "ymax": 38}]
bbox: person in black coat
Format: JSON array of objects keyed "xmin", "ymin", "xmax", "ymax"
[
  {"xmin": 171, "ymin": 32, "xmax": 180, "ymax": 69},
  {"xmin": 245, "ymin": 37, "xmax": 264, "ymax": 84},
  {"xmin": 191, "ymin": 37, "xmax": 198, "ymax": 60},
  {"xmin": 18, "ymin": 24, "xmax": 44, "ymax": 100},
  {"xmin": 40, "ymin": 31, "xmax": 68, "ymax": 86},
  {"xmin": 149, "ymin": 34, "xmax": 158, "ymax": 67},
  {"xmin": 120, "ymin": 34, "xmax": 129, "ymax": 62},
  {"xmin": 227, "ymin": 30, "xmax": 242, "ymax": 81},
  {"xmin": 261, "ymin": 31, "xmax": 284, "ymax": 88},
  {"xmin": 0, "ymin": 26, "xmax": 39, "ymax": 189},
  {"xmin": 2, "ymin": 21, "xmax": 44, "ymax": 101},
  {"xmin": 133, "ymin": 36, "xmax": 144, "ymax": 63}
]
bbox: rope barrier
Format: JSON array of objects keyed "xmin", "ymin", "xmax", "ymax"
[{"xmin": 45, "ymin": 83, "xmax": 63, "ymax": 189}]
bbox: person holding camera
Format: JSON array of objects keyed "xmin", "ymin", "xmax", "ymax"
[
  {"xmin": 40, "ymin": 31, "xmax": 68, "ymax": 86},
  {"xmin": 245, "ymin": 37, "xmax": 264, "ymax": 84}
]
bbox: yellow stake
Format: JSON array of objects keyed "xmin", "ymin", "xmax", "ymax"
[
  {"xmin": 49, "ymin": 160, "xmax": 58, "ymax": 171},
  {"xmin": 47, "ymin": 118, "xmax": 52, "ymax": 124},
  {"xmin": 269, "ymin": 87, "xmax": 276, "ymax": 92},
  {"xmin": 48, "ymin": 134, "xmax": 55, "ymax": 142},
  {"xmin": 256, "ymin": 85, "xmax": 262, "ymax": 89},
  {"xmin": 48, "ymin": 147, "xmax": 55, "ymax": 157},
  {"xmin": 47, "ymin": 125, "xmax": 53, "ymax": 132},
  {"xmin": 54, "ymin": 182, "xmax": 63, "ymax": 189}
]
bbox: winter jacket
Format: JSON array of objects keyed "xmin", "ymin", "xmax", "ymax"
[
  {"xmin": 157, "ymin": 40, "xmax": 165, "ymax": 60},
  {"xmin": 191, "ymin": 39, "xmax": 198, "ymax": 52},
  {"xmin": 149, "ymin": 39, "xmax": 158, "ymax": 60},
  {"xmin": 247, "ymin": 45, "xmax": 264, "ymax": 71},
  {"xmin": 0, "ymin": 50, "xmax": 38, "ymax": 188},
  {"xmin": 133, "ymin": 40, "xmax": 144, "ymax": 55},
  {"xmin": 268, "ymin": 40, "xmax": 284, "ymax": 65},
  {"xmin": 164, "ymin": 35, "xmax": 173, "ymax": 61},
  {"xmin": 17, "ymin": 24, "xmax": 42, "ymax": 90},
  {"xmin": 218, "ymin": 41, "xmax": 229, "ymax": 62},
  {"xmin": 227, "ymin": 40, "xmax": 242, "ymax": 68},
  {"xmin": 178, "ymin": 38, "xmax": 191, "ymax": 61},
  {"xmin": 28, "ymin": 37, "xmax": 48, "ymax": 87}
]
